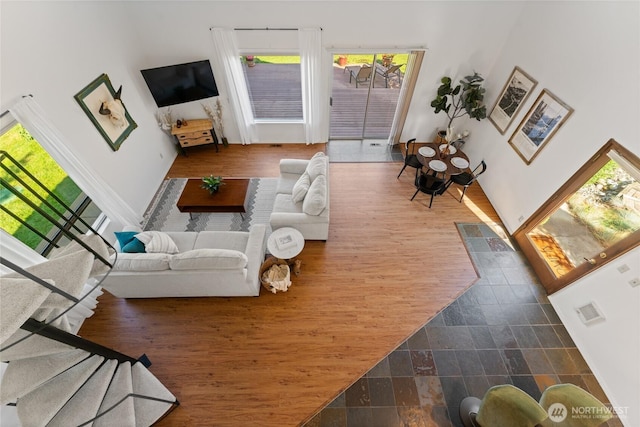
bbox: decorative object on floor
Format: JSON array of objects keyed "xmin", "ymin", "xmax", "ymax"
[
  {"xmin": 74, "ymin": 73, "xmax": 137, "ymax": 151},
  {"xmin": 202, "ymin": 99, "xmax": 229, "ymax": 146},
  {"xmin": 143, "ymin": 178, "xmax": 277, "ymax": 234},
  {"xmin": 489, "ymin": 66, "xmax": 538, "ymax": 134},
  {"xmin": 201, "ymin": 175, "xmax": 224, "ymax": 194},
  {"xmin": 259, "ymin": 256, "xmax": 291, "ymax": 294},
  {"xmin": 508, "ymin": 89, "xmax": 573, "ymax": 164},
  {"xmin": 155, "ymin": 107, "xmax": 172, "ymax": 133},
  {"xmin": 459, "ymin": 384, "xmax": 548, "ymax": 427},
  {"xmin": 430, "ymin": 72, "xmax": 487, "ymax": 131}
]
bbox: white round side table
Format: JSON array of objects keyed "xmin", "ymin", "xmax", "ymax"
[{"xmin": 267, "ymin": 227, "xmax": 305, "ymax": 260}]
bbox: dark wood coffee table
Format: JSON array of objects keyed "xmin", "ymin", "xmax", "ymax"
[{"xmin": 177, "ymin": 178, "xmax": 250, "ymax": 218}]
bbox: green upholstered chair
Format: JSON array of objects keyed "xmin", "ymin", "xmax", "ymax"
[
  {"xmin": 460, "ymin": 384, "xmax": 548, "ymax": 427},
  {"xmin": 539, "ymin": 383, "xmax": 613, "ymax": 427}
]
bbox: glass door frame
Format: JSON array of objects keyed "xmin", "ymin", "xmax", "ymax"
[
  {"xmin": 329, "ymin": 51, "xmax": 406, "ymax": 141},
  {"xmin": 514, "ymin": 139, "xmax": 640, "ymax": 294}
]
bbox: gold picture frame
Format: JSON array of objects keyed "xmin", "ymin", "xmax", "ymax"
[
  {"xmin": 489, "ymin": 66, "xmax": 538, "ymax": 135},
  {"xmin": 508, "ymin": 89, "xmax": 573, "ymax": 164},
  {"xmin": 74, "ymin": 73, "xmax": 137, "ymax": 151}
]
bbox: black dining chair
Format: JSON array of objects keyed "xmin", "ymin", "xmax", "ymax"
[
  {"xmin": 397, "ymin": 138, "xmax": 422, "ymax": 179},
  {"xmin": 447, "ymin": 160, "xmax": 487, "ymax": 202},
  {"xmin": 411, "ymin": 170, "xmax": 448, "ymax": 208}
]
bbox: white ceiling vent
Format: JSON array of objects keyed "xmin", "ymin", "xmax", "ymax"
[{"xmin": 575, "ymin": 302, "xmax": 605, "ymax": 325}]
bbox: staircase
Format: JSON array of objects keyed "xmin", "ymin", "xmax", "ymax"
[
  {"xmin": 1, "ymin": 235, "xmax": 179, "ymax": 426},
  {"xmin": 0, "ymin": 150, "xmax": 178, "ymax": 426}
]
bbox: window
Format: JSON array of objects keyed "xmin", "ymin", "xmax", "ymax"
[
  {"xmin": 0, "ymin": 121, "xmax": 102, "ymax": 257},
  {"xmin": 514, "ymin": 139, "xmax": 640, "ymax": 294},
  {"xmin": 241, "ymin": 55, "xmax": 303, "ymax": 121}
]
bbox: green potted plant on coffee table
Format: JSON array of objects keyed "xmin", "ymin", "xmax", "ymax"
[{"xmin": 201, "ymin": 175, "xmax": 225, "ymax": 194}]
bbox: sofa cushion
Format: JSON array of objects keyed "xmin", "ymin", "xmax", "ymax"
[
  {"xmin": 165, "ymin": 232, "xmax": 198, "ymax": 252},
  {"xmin": 193, "ymin": 231, "xmax": 249, "ymax": 252},
  {"xmin": 291, "ymin": 172, "xmax": 311, "ymax": 203},
  {"xmin": 170, "ymin": 249, "xmax": 248, "ymax": 270},
  {"xmin": 275, "ymin": 173, "xmax": 301, "ymax": 195},
  {"xmin": 135, "ymin": 231, "xmax": 179, "ymax": 254},
  {"xmin": 305, "ymin": 154, "xmax": 327, "ymax": 181},
  {"xmin": 273, "ymin": 194, "xmax": 302, "ymax": 213},
  {"xmin": 113, "ymin": 253, "xmax": 171, "ymax": 271},
  {"xmin": 302, "ymin": 174, "xmax": 327, "ymax": 215}
]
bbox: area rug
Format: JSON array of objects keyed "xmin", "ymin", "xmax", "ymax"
[{"xmin": 142, "ymin": 178, "xmax": 278, "ymax": 233}]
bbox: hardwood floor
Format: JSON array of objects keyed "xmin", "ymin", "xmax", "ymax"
[{"xmin": 79, "ymin": 144, "xmax": 501, "ymax": 426}]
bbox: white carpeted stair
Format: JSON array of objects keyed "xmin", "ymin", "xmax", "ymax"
[
  {"xmin": 94, "ymin": 362, "xmax": 136, "ymax": 427},
  {"xmin": 1, "ymin": 235, "xmax": 178, "ymax": 426}
]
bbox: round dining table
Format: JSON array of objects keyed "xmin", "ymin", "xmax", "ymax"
[{"xmin": 416, "ymin": 142, "xmax": 470, "ymax": 177}]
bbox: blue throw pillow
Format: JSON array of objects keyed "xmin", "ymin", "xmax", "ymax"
[
  {"xmin": 122, "ymin": 237, "xmax": 145, "ymax": 253},
  {"xmin": 114, "ymin": 231, "xmax": 146, "ymax": 253}
]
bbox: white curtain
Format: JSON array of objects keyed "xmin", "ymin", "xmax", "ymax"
[
  {"xmin": 298, "ymin": 28, "xmax": 328, "ymax": 144},
  {"xmin": 388, "ymin": 51, "xmax": 424, "ymax": 145},
  {"xmin": 210, "ymin": 28, "xmax": 257, "ymax": 145},
  {"xmin": 9, "ymin": 96, "xmax": 141, "ymax": 226}
]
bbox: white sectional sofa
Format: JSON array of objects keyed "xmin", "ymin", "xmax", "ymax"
[
  {"xmin": 269, "ymin": 152, "xmax": 329, "ymax": 240},
  {"xmin": 101, "ymin": 224, "xmax": 267, "ymax": 298}
]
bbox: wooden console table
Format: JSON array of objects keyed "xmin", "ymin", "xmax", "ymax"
[{"xmin": 171, "ymin": 119, "xmax": 219, "ymax": 155}]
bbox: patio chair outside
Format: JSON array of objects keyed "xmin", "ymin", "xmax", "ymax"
[
  {"xmin": 375, "ymin": 64, "xmax": 403, "ymax": 88},
  {"xmin": 349, "ymin": 65, "xmax": 373, "ymax": 88}
]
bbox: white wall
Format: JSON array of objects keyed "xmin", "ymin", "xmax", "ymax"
[
  {"xmin": 549, "ymin": 251, "xmax": 640, "ymax": 426},
  {"xmin": 1, "ymin": 1, "xmax": 522, "ymax": 219},
  {"xmin": 0, "ymin": 2, "xmax": 179, "ymax": 221},
  {"xmin": 465, "ymin": 2, "xmax": 640, "ymax": 425},
  {"xmin": 1, "ymin": 1, "xmax": 638, "ymax": 423}
]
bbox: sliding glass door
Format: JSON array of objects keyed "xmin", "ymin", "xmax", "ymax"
[{"xmin": 329, "ymin": 53, "xmax": 406, "ymax": 140}]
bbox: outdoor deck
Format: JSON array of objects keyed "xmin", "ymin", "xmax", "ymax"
[{"xmin": 243, "ymin": 63, "xmax": 401, "ymax": 139}]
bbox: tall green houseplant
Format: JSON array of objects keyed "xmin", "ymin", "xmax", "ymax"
[{"xmin": 430, "ymin": 72, "xmax": 487, "ymax": 132}]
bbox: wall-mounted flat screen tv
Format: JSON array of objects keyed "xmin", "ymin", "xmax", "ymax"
[{"xmin": 141, "ymin": 59, "xmax": 219, "ymax": 107}]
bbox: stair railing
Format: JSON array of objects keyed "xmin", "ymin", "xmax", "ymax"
[
  {"xmin": 0, "ymin": 149, "xmax": 118, "ymax": 350},
  {"xmin": 0, "ymin": 151, "xmax": 180, "ymax": 426}
]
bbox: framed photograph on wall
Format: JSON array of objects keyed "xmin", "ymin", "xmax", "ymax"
[
  {"xmin": 489, "ymin": 66, "xmax": 538, "ymax": 134},
  {"xmin": 508, "ymin": 89, "xmax": 573, "ymax": 164},
  {"xmin": 74, "ymin": 73, "xmax": 137, "ymax": 151}
]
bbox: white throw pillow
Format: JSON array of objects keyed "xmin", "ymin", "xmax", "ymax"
[
  {"xmin": 305, "ymin": 154, "xmax": 327, "ymax": 181},
  {"xmin": 170, "ymin": 249, "xmax": 248, "ymax": 270},
  {"xmin": 302, "ymin": 174, "xmax": 327, "ymax": 215},
  {"xmin": 291, "ymin": 172, "xmax": 311, "ymax": 203},
  {"xmin": 135, "ymin": 231, "xmax": 179, "ymax": 254}
]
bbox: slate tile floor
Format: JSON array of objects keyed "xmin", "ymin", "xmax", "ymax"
[{"xmin": 304, "ymin": 222, "xmax": 622, "ymax": 427}]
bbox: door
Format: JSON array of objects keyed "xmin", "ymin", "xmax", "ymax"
[
  {"xmin": 329, "ymin": 53, "xmax": 405, "ymax": 140},
  {"xmin": 514, "ymin": 139, "xmax": 640, "ymax": 294}
]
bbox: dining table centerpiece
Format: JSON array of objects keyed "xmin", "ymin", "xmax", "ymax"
[
  {"xmin": 201, "ymin": 175, "xmax": 225, "ymax": 194},
  {"xmin": 440, "ymin": 127, "xmax": 470, "ymax": 158}
]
